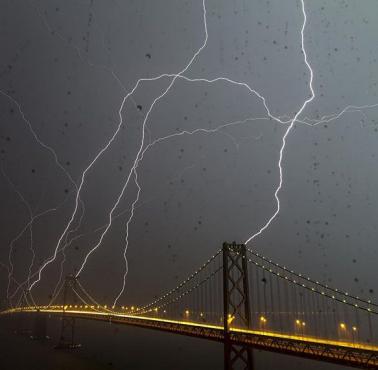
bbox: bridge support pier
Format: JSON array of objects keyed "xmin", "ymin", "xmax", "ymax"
[
  {"xmin": 55, "ymin": 274, "xmax": 81, "ymax": 349},
  {"xmin": 223, "ymin": 242, "xmax": 254, "ymax": 370}
]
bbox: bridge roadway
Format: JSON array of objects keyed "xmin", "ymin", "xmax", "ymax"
[{"xmin": 3, "ymin": 306, "xmax": 378, "ymax": 369}]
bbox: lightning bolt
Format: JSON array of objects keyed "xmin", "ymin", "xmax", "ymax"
[
  {"xmin": 0, "ymin": 88, "xmax": 83, "ymax": 296},
  {"xmin": 112, "ymin": 116, "xmax": 272, "ymax": 305},
  {"xmin": 83, "ymin": 0, "xmax": 377, "ymax": 305},
  {"xmin": 10, "ymin": 191, "xmax": 155, "ymax": 302},
  {"xmin": 4, "ymin": 191, "xmax": 74, "ymax": 303},
  {"xmin": 109, "ymin": 96, "xmax": 378, "ymax": 305},
  {"xmin": 76, "ymin": 0, "xmax": 210, "ymax": 286},
  {"xmin": 13, "ymin": 0, "xmax": 378, "ymax": 308},
  {"xmin": 28, "ymin": 0, "xmax": 209, "ymax": 291},
  {"xmin": 50, "ymin": 198, "xmax": 86, "ymax": 300},
  {"xmin": 72, "ymin": 0, "xmax": 291, "ymax": 305},
  {"xmin": 27, "ymin": 74, "xmax": 174, "ymax": 290},
  {"xmin": 244, "ymin": 0, "xmax": 314, "ymax": 244},
  {"xmin": 111, "ymin": 0, "xmax": 311, "ymax": 304}
]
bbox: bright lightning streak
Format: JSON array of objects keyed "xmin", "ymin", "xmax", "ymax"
[
  {"xmin": 5, "ymin": 189, "xmax": 75, "ymax": 302},
  {"xmin": 51, "ymin": 198, "xmax": 86, "ymax": 300},
  {"xmin": 14, "ymin": 113, "xmax": 274, "ymax": 304},
  {"xmin": 28, "ymin": 75, "xmax": 181, "ymax": 290},
  {"xmin": 111, "ymin": 0, "xmax": 317, "ymax": 303},
  {"xmin": 48, "ymin": 163, "xmax": 195, "ymax": 302},
  {"xmin": 78, "ymin": 0, "xmax": 210, "ymax": 291},
  {"xmin": 109, "ymin": 86, "xmax": 378, "ymax": 305},
  {"xmin": 10, "ymin": 193, "xmax": 155, "ymax": 302},
  {"xmin": 32, "ymin": 0, "xmax": 311, "ymax": 302},
  {"xmin": 111, "ymin": 0, "xmax": 320, "ymax": 304},
  {"xmin": 112, "ymin": 0, "xmax": 328, "ymax": 303},
  {"xmin": 0, "ymin": 89, "xmax": 82, "ymax": 294},
  {"xmin": 177, "ymin": 76, "xmax": 290, "ymax": 125},
  {"xmin": 25, "ymin": 0, "xmax": 152, "ymax": 292},
  {"xmin": 244, "ymin": 0, "xmax": 314, "ymax": 244},
  {"xmin": 30, "ymin": 0, "xmax": 378, "ymax": 296},
  {"xmin": 112, "ymin": 116, "xmax": 272, "ymax": 305},
  {"xmin": 29, "ymin": 0, "xmax": 210, "ymax": 291},
  {"xmin": 18, "ymin": 0, "xmax": 378, "ymax": 306}
]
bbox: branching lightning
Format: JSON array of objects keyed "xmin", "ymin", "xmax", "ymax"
[
  {"xmin": 0, "ymin": 88, "xmax": 82, "ymax": 298},
  {"xmin": 29, "ymin": 0, "xmax": 209, "ymax": 290},
  {"xmin": 112, "ymin": 0, "xmax": 312, "ymax": 303},
  {"xmin": 244, "ymin": 0, "xmax": 314, "ymax": 244},
  {"xmin": 74, "ymin": 0, "xmax": 377, "ymax": 305},
  {"xmin": 4, "ymin": 0, "xmax": 378, "ymax": 310},
  {"xmin": 51, "ymin": 198, "xmax": 86, "ymax": 299},
  {"xmin": 77, "ymin": 0, "xmax": 210, "ymax": 300}
]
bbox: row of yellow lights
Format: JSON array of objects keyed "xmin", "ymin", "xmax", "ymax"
[
  {"xmin": 153, "ymin": 311, "xmax": 360, "ymax": 334},
  {"xmin": 258, "ymin": 316, "xmax": 358, "ymax": 332},
  {"xmin": 8, "ymin": 306, "xmax": 361, "ymax": 334},
  {"xmin": 14, "ymin": 305, "xmax": 143, "ymax": 312},
  {"xmin": 17, "ymin": 306, "xmax": 209, "ymax": 319}
]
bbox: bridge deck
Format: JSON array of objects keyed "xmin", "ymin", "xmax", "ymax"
[{"xmin": 3, "ymin": 307, "xmax": 378, "ymax": 369}]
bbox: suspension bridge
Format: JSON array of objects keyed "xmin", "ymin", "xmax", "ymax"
[{"xmin": 1, "ymin": 242, "xmax": 378, "ymax": 369}]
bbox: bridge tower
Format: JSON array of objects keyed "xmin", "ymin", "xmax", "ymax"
[
  {"xmin": 223, "ymin": 242, "xmax": 253, "ymax": 370},
  {"xmin": 56, "ymin": 274, "xmax": 81, "ymax": 349}
]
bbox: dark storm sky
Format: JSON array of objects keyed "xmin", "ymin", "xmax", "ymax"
[{"xmin": 1, "ymin": 0, "xmax": 378, "ymax": 313}]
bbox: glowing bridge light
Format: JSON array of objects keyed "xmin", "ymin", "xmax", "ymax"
[{"xmin": 227, "ymin": 314, "xmax": 235, "ymax": 325}]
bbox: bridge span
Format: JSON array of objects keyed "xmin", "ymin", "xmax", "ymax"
[
  {"xmin": 3, "ymin": 305, "xmax": 378, "ymax": 369},
  {"xmin": 2, "ymin": 243, "xmax": 378, "ymax": 369}
]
